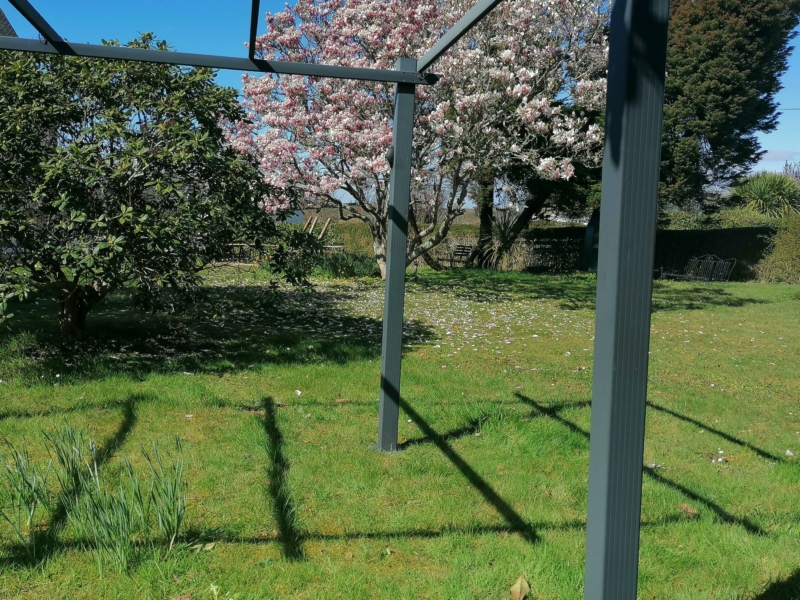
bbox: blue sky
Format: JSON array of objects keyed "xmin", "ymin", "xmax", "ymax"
[{"xmin": 2, "ymin": 0, "xmax": 799, "ymax": 173}]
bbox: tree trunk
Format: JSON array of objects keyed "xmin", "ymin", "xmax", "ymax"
[
  {"xmin": 407, "ymin": 205, "xmax": 445, "ymax": 271},
  {"xmin": 59, "ymin": 295, "xmax": 88, "ymax": 340},
  {"xmin": 419, "ymin": 251, "xmax": 445, "ymax": 271},
  {"xmin": 373, "ymin": 228, "xmax": 388, "ymax": 280},
  {"xmin": 58, "ymin": 284, "xmax": 107, "ymax": 339},
  {"xmin": 465, "ymin": 169, "xmax": 495, "ymax": 268}
]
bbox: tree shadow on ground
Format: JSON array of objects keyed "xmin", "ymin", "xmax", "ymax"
[
  {"xmin": 409, "ymin": 271, "xmax": 768, "ymax": 313},
  {"xmin": 753, "ymin": 569, "xmax": 800, "ymax": 599},
  {"xmin": 0, "ymin": 284, "xmax": 433, "ymax": 386},
  {"xmin": 515, "ymin": 393, "xmax": 768, "ymax": 536},
  {"xmin": 0, "ymin": 394, "xmax": 143, "ymax": 569}
]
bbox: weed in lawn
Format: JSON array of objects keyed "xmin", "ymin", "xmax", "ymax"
[{"xmin": 0, "ymin": 442, "xmax": 51, "ymax": 559}]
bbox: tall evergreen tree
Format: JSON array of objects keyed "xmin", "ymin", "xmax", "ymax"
[{"xmin": 660, "ymin": 0, "xmax": 800, "ymax": 209}]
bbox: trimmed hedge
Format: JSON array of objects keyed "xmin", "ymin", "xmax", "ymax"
[
  {"xmin": 658, "ymin": 208, "xmax": 783, "ymax": 230},
  {"xmin": 756, "ymin": 214, "xmax": 800, "ymax": 284},
  {"xmin": 497, "ymin": 226, "xmax": 775, "ymax": 280},
  {"xmin": 326, "ymin": 217, "xmax": 777, "ymax": 281},
  {"xmin": 655, "ymin": 228, "xmax": 775, "ymax": 281}
]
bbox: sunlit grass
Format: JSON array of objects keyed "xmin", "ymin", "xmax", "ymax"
[{"xmin": 0, "ymin": 267, "xmax": 798, "ymax": 599}]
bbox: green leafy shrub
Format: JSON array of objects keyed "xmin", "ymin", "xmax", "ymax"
[
  {"xmin": 756, "ymin": 214, "xmax": 800, "ymax": 284},
  {"xmin": 313, "ymin": 253, "xmax": 380, "ymax": 279},
  {"xmin": 659, "ymin": 208, "xmax": 783, "ymax": 230},
  {"xmin": 730, "ymin": 172, "xmax": 800, "ymax": 218}
]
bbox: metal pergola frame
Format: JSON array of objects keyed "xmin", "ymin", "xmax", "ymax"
[{"xmin": 0, "ymin": 1, "xmax": 670, "ymax": 597}]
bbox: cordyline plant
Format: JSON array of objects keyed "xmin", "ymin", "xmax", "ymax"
[
  {"xmin": 230, "ymin": 0, "xmax": 608, "ymax": 278},
  {"xmin": 0, "ymin": 35, "xmax": 314, "ymax": 338}
]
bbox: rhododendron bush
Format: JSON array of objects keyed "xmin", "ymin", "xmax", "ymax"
[{"xmin": 233, "ymin": 0, "xmax": 609, "ymax": 277}]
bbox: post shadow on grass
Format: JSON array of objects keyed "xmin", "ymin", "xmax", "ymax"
[
  {"xmin": 0, "ymin": 397, "xmax": 132, "ymax": 423},
  {"xmin": 398, "ymin": 398, "xmax": 539, "ymax": 544},
  {"xmin": 1, "ymin": 284, "xmax": 434, "ymax": 386},
  {"xmin": 514, "ymin": 393, "xmax": 767, "ymax": 536},
  {"xmin": 179, "ymin": 510, "xmax": 692, "ymax": 552},
  {"xmin": 646, "ymin": 402, "xmax": 784, "ymax": 463},
  {"xmin": 0, "ymin": 394, "xmax": 142, "ymax": 569},
  {"xmin": 261, "ymin": 396, "xmax": 305, "ymax": 561},
  {"xmin": 753, "ymin": 569, "xmax": 800, "ymax": 599}
]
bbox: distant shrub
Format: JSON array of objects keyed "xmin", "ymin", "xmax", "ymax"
[
  {"xmin": 756, "ymin": 214, "xmax": 800, "ymax": 284},
  {"xmin": 313, "ymin": 252, "xmax": 380, "ymax": 279},
  {"xmin": 730, "ymin": 172, "xmax": 800, "ymax": 218},
  {"xmin": 712, "ymin": 208, "xmax": 783, "ymax": 229},
  {"xmin": 658, "ymin": 208, "xmax": 783, "ymax": 230}
]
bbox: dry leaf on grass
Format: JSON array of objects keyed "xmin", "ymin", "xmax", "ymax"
[
  {"xmin": 510, "ymin": 574, "xmax": 530, "ymax": 600},
  {"xmin": 678, "ymin": 503, "xmax": 700, "ymax": 518},
  {"xmin": 171, "ymin": 595, "xmax": 191, "ymax": 600}
]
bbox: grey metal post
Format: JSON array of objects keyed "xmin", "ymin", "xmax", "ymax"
[
  {"xmin": 584, "ymin": 0, "xmax": 670, "ymax": 598},
  {"xmin": 376, "ymin": 57, "xmax": 416, "ymax": 452}
]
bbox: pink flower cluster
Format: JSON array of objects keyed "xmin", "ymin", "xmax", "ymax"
[{"xmin": 234, "ymin": 0, "xmax": 608, "ymax": 259}]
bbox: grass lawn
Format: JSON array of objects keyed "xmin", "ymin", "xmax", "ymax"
[{"xmin": 0, "ymin": 267, "xmax": 798, "ymax": 599}]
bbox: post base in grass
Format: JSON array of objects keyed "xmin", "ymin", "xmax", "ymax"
[{"xmin": 370, "ymin": 444, "xmax": 402, "ymax": 453}]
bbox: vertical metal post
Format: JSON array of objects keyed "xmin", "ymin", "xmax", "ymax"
[
  {"xmin": 584, "ymin": 0, "xmax": 670, "ymax": 598},
  {"xmin": 376, "ymin": 57, "xmax": 416, "ymax": 452}
]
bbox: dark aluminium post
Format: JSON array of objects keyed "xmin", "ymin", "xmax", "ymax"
[
  {"xmin": 583, "ymin": 0, "xmax": 670, "ymax": 598},
  {"xmin": 376, "ymin": 57, "xmax": 417, "ymax": 452}
]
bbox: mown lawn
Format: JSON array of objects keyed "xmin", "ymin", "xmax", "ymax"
[{"xmin": 0, "ymin": 267, "xmax": 798, "ymax": 600}]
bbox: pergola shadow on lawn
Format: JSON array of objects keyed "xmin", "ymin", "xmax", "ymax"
[
  {"xmin": 0, "ymin": 0, "xmax": 762, "ymax": 597},
  {"xmin": 0, "ymin": 390, "xmax": 733, "ymax": 570}
]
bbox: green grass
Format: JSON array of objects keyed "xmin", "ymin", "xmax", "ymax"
[{"xmin": 1, "ymin": 268, "xmax": 799, "ymax": 599}]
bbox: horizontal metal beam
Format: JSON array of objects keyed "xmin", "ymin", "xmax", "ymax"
[
  {"xmin": 0, "ymin": 36, "xmax": 440, "ymax": 85},
  {"xmin": 417, "ymin": 0, "xmax": 505, "ymax": 73},
  {"xmin": 7, "ymin": 0, "xmax": 69, "ymax": 51}
]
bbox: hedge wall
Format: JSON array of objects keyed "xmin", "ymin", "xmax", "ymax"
[
  {"xmin": 327, "ymin": 219, "xmax": 775, "ymax": 281},
  {"xmin": 655, "ymin": 228, "xmax": 776, "ymax": 280}
]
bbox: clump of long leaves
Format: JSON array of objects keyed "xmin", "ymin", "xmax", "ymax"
[
  {"xmin": 0, "ymin": 428, "xmax": 188, "ymax": 571},
  {"xmin": 68, "ymin": 436, "xmax": 187, "ymax": 572},
  {"xmin": 0, "ymin": 441, "xmax": 51, "ymax": 559},
  {"xmin": 478, "ymin": 211, "xmax": 518, "ymax": 270},
  {"xmin": 143, "ymin": 437, "xmax": 186, "ymax": 551},
  {"xmin": 67, "ymin": 441, "xmax": 142, "ymax": 573},
  {"xmin": 44, "ymin": 426, "xmax": 85, "ymax": 513},
  {"xmin": 731, "ymin": 171, "xmax": 800, "ymax": 218}
]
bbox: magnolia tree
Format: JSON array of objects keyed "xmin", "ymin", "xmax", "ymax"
[{"xmin": 231, "ymin": 0, "xmax": 608, "ymax": 277}]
